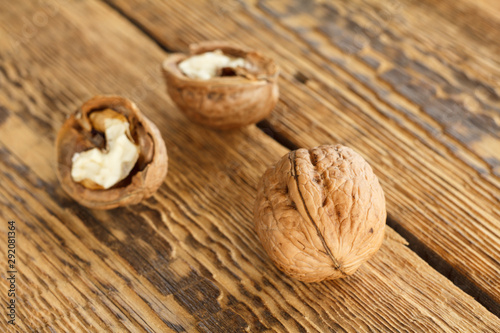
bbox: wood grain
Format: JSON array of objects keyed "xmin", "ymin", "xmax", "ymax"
[
  {"xmin": 0, "ymin": 0, "xmax": 499, "ymax": 332},
  {"xmin": 103, "ymin": 0, "xmax": 500, "ymax": 309}
]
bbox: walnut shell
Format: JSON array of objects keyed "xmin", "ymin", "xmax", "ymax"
[
  {"xmin": 161, "ymin": 41, "xmax": 279, "ymax": 130},
  {"xmin": 254, "ymin": 145, "xmax": 386, "ymax": 282},
  {"xmin": 56, "ymin": 95, "xmax": 168, "ymax": 209}
]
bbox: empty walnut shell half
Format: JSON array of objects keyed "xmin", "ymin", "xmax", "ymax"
[
  {"xmin": 56, "ymin": 95, "xmax": 168, "ymax": 209},
  {"xmin": 254, "ymin": 145, "xmax": 386, "ymax": 282},
  {"xmin": 162, "ymin": 41, "xmax": 279, "ymax": 130}
]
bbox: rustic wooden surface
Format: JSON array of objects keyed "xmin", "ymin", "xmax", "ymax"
[
  {"xmin": 105, "ymin": 0, "xmax": 500, "ymax": 311},
  {"xmin": 0, "ymin": 0, "xmax": 498, "ymax": 332}
]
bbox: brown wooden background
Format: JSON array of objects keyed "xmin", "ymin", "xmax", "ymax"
[{"xmin": 0, "ymin": 0, "xmax": 499, "ymax": 331}]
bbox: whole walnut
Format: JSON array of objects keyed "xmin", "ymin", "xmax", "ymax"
[{"xmin": 254, "ymin": 145, "xmax": 386, "ymax": 282}]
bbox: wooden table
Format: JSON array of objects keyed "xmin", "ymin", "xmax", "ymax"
[{"xmin": 1, "ymin": 0, "xmax": 499, "ymax": 331}]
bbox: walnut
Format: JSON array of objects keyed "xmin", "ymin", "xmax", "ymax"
[
  {"xmin": 56, "ymin": 96, "xmax": 168, "ymax": 209},
  {"xmin": 162, "ymin": 41, "xmax": 279, "ymax": 130},
  {"xmin": 254, "ymin": 145, "xmax": 386, "ymax": 282}
]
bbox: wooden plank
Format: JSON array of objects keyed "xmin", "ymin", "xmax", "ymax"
[
  {"xmin": 0, "ymin": 0, "xmax": 499, "ymax": 331},
  {"xmin": 103, "ymin": 0, "xmax": 500, "ymax": 309},
  {"xmin": 256, "ymin": 0, "xmax": 500, "ymax": 175}
]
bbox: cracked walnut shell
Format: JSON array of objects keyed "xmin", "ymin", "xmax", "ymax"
[
  {"xmin": 162, "ymin": 41, "xmax": 279, "ymax": 130},
  {"xmin": 56, "ymin": 95, "xmax": 168, "ymax": 209},
  {"xmin": 254, "ymin": 145, "xmax": 386, "ymax": 282}
]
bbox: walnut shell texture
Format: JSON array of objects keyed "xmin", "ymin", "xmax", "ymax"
[
  {"xmin": 162, "ymin": 41, "xmax": 279, "ymax": 130},
  {"xmin": 56, "ymin": 95, "xmax": 168, "ymax": 209},
  {"xmin": 254, "ymin": 145, "xmax": 386, "ymax": 282}
]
